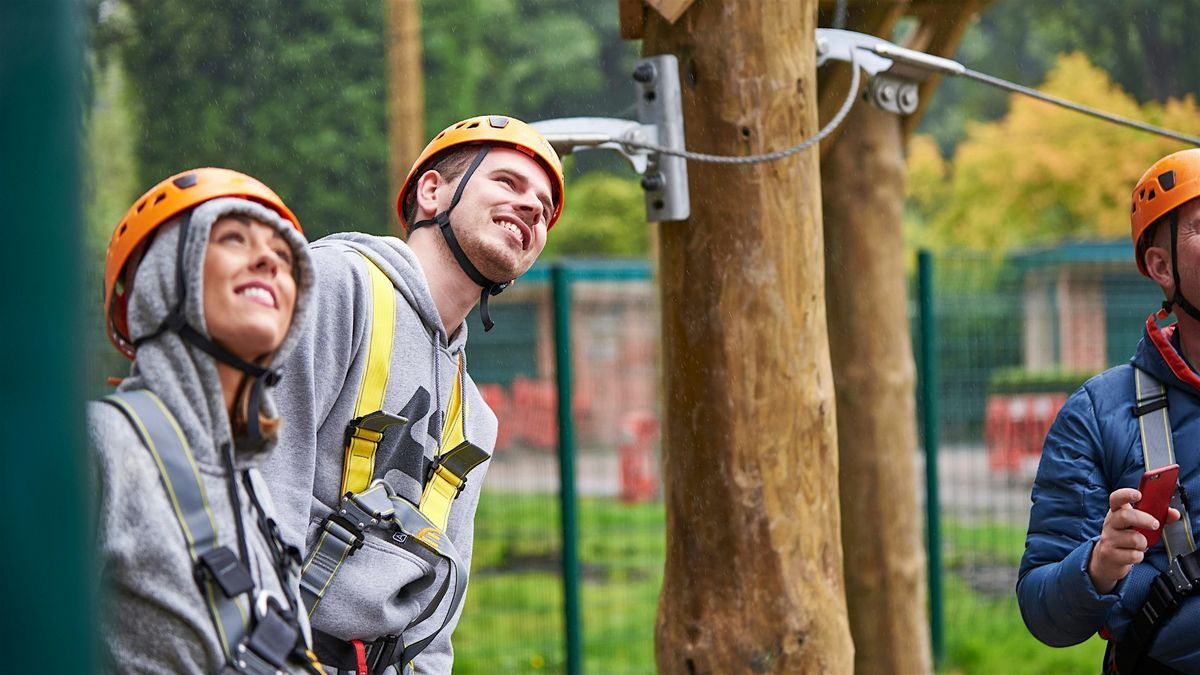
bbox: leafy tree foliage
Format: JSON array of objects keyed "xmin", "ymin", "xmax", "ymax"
[
  {"xmin": 918, "ymin": 0, "xmax": 1200, "ymax": 153},
  {"xmin": 117, "ymin": 0, "xmax": 391, "ymax": 239},
  {"xmin": 542, "ymin": 169, "xmax": 647, "ymax": 258},
  {"xmin": 421, "ymin": 0, "xmax": 639, "ymax": 137},
  {"xmin": 908, "ymin": 53, "xmax": 1200, "ymax": 253}
]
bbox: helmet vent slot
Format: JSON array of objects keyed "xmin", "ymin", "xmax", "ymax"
[
  {"xmin": 1160, "ymin": 170, "xmax": 1177, "ymax": 191},
  {"xmin": 135, "ymin": 198, "xmax": 147, "ymax": 213},
  {"xmin": 172, "ymin": 173, "xmax": 198, "ymax": 189},
  {"xmin": 1149, "ymin": 189, "xmax": 1157, "ymax": 200},
  {"xmin": 153, "ymin": 192, "xmax": 167, "ymax": 205}
]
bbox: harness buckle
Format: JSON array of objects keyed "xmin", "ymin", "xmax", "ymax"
[
  {"xmin": 426, "ymin": 457, "xmax": 469, "ymax": 499},
  {"xmin": 195, "ymin": 545, "xmax": 255, "ymax": 598},
  {"xmin": 1168, "ymin": 556, "xmax": 1196, "ymax": 594}
]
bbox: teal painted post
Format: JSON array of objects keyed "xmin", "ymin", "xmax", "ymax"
[
  {"xmin": 0, "ymin": 1, "xmax": 91, "ymax": 672},
  {"xmin": 552, "ymin": 263, "xmax": 583, "ymax": 675},
  {"xmin": 918, "ymin": 250, "xmax": 944, "ymax": 666}
]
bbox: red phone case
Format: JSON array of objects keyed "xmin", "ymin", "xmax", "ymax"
[{"xmin": 1135, "ymin": 463, "xmax": 1179, "ymax": 548}]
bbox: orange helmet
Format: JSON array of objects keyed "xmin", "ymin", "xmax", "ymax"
[
  {"xmin": 396, "ymin": 115, "xmax": 564, "ymax": 230},
  {"xmin": 104, "ymin": 168, "xmax": 302, "ymax": 358},
  {"xmin": 1131, "ymin": 149, "xmax": 1200, "ymax": 276}
]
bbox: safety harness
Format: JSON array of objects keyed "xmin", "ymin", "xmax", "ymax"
[
  {"xmin": 300, "ymin": 253, "xmax": 489, "ymax": 674},
  {"xmin": 103, "ymin": 389, "xmax": 323, "ymax": 675},
  {"xmin": 410, "ymin": 145, "xmax": 510, "ymax": 332},
  {"xmin": 1103, "ymin": 367, "xmax": 1200, "ymax": 674}
]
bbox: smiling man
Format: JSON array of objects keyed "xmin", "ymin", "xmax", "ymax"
[{"xmin": 263, "ymin": 116, "xmax": 564, "ymax": 675}]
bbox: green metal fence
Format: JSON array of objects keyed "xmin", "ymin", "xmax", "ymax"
[
  {"xmin": 455, "ymin": 260, "xmax": 661, "ymax": 675},
  {"xmin": 920, "ymin": 244, "xmax": 1163, "ymax": 673}
]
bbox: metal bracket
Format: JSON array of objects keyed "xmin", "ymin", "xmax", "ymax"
[
  {"xmin": 531, "ymin": 54, "xmax": 689, "ymax": 222},
  {"xmin": 816, "ymin": 28, "xmax": 966, "ymax": 116}
]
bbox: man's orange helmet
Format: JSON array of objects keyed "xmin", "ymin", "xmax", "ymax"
[
  {"xmin": 396, "ymin": 115, "xmax": 564, "ymax": 230},
  {"xmin": 104, "ymin": 168, "xmax": 302, "ymax": 358},
  {"xmin": 1131, "ymin": 149, "xmax": 1200, "ymax": 276}
]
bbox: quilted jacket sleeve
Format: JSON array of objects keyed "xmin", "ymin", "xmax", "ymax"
[{"xmin": 1017, "ymin": 385, "xmax": 1122, "ymax": 646}]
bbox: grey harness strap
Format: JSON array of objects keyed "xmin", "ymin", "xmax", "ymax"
[
  {"xmin": 104, "ymin": 390, "xmax": 318, "ymax": 675},
  {"xmin": 1134, "ymin": 367, "xmax": 1196, "ymax": 558},
  {"xmin": 104, "ymin": 390, "xmax": 251, "ymax": 659},
  {"xmin": 1105, "ymin": 368, "xmax": 1200, "ymax": 674},
  {"xmin": 300, "ymin": 482, "xmax": 469, "ymax": 670}
]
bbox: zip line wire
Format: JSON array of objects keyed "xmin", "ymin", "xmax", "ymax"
[
  {"xmin": 615, "ymin": 43, "xmax": 1200, "ymax": 165},
  {"xmin": 958, "ymin": 66, "xmax": 1200, "ymax": 147}
]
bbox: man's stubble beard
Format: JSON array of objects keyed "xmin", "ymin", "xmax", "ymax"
[{"xmin": 446, "ymin": 213, "xmax": 527, "ymax": 283}]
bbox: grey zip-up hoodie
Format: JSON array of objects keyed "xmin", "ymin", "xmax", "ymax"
[
  {"xmin": 263, "ymin": 233, "xmax": 498, "ymax": 674},
  {"xmin": 88, "ymin": 198, "xmax": 316, "ymax": 673}
]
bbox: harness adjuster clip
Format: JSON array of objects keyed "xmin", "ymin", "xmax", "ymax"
[
  {"xmin": 427, "ymin": 459, "xmax": 468, "ymax": 498},
  {"xmin": 195, "ymin": 545, "xmax": 255, "ymax": 598},
  {"xmin": 1166, "ymin": 558, "xmax": 1193, "ymax": 595}
]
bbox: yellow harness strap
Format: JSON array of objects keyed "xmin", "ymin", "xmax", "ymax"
[
  {"xmin": 417, "ymin": 355, "xmax": 489, "ymax": 532},
  {"xmin": 419, "ymin": 356, "xmax": 468, "ymax": 531},
  {"xmin": 339, "ymin": 252, "xmax": 397, "ymax": 496}
]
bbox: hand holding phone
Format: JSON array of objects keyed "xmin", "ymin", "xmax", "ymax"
[{"xmin": 1135, "ymin": 463, "xmax": 1179, "ymax": 548}]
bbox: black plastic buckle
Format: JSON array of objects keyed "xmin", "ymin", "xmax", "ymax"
[
  {"xmin": 322, "ymin": 511, "xmax": 369, "ymax": 556},
  {"xmin": 243, "ymin": 603, "xmax": 300, "ymax": 669},
  {"xmin": 367, "ymin": 634, "xmax": 402, "ymax": 672},
  {"xmin": 196, "ymin": 545, "xmax": 254, "ymax": 598}
]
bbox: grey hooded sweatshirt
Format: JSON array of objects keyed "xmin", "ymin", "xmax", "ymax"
[
  {"xmin": 263, "ymin": 233, "xmax": 498, "ymax": 675},
  {"xmin": 88, "ymin": 198, "xmax": 317, "ymax": 673}
]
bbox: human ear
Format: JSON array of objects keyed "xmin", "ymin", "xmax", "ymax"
[
  {"xmin": 1144, "ymin": 245, "xmax": 1175, "ymax": 293},
  {"xmin": 414, "ymin": 170, "xmax": 444, "ymax": 219}
]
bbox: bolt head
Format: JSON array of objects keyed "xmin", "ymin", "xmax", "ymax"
[
  {"xmin": 633, "ymin": 62, "xmax": 657, "ymax": 83},
  {"xmin": 641, "ymin": 173, "xmax": 665, "ymax": 192}
]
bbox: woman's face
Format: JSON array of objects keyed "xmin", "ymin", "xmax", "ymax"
[{"xmin": 203, "ymin": 215, "xmax": 296, "ymax": 362}]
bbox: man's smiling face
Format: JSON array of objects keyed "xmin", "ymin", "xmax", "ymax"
[{"xmin": 439, "ymin": 147, "xmax": 554, "ymax": 282}]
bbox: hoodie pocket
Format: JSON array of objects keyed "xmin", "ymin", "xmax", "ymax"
[{"xmin": 305, "ymin": 500, "xmax": 438, "ymax": 640}]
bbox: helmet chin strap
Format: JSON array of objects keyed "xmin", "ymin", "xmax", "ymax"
[
  {"xmin": 1163, "ymin": 210, "xmax": 1200, "ymax": 324},
  {"xmin": 411, "ymin": 145, "xmax": 513, "ymax": 332},
  {"xmin": 132, "ymin": 210, "xmax": 281, "ymax": 441}
]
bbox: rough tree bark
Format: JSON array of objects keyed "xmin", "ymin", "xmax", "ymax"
[
  {"xmin": 386, "ymin": 0, "xmax": 424, "ymax": 236},
  {"xmin": 645, "ymin": 1, "xmax": 855, "ymax": 673},
  {"xmin": 822, "ymin": 98, "xmax": 932, "ymax": 675}
]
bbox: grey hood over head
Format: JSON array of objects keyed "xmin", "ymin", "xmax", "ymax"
[
  {"xmin": 120, "ymin": 196, "xmax": 315, "ymax": 461},
  {"xmin": 89, "ymin": 197, "xmax": 317, "ymax": 673}
]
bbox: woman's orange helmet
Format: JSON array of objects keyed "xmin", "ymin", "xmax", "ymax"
[
  {"xmin": 1131, "ymin": 149, "xmax": 1200, "ymax": 276},
  {"xmin": 104, "ymin": 167, "xmax": 302, "ymax": 359},
  {"xmin": 396, "ymin": 115, "xmax": 564, "ymax": 230}
]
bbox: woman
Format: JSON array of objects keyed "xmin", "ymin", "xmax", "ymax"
[{"xmin": 89, "ymin": 168, "xmax": 323, "ymax": 673}]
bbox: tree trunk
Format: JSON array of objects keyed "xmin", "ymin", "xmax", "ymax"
[
  {"xmin": 645, "ymin": 1, "xmax": 854, "ymax": 673},
  {"xmin": 822, "ymin": 90, "xmax": 932, "ymax": 675},
  {"xmin": 386, "ymin": 0, "xmax": 424, "ymax": 236}
]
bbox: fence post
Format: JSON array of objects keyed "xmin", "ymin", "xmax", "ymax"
[
  {"xmin": 0, "ymin": 1, "xmax": 90, "ymax": 672},
  {"xmin": 917, "ymin": 249, "xmax": 944, "ymax": 665},
  {"xmin": 552, "ymin": 263, "xmax": 582, "ymax": 675}
]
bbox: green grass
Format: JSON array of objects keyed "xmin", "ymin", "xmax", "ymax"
[
  {"xmin": 455, "ymin": 493, "xmax": 663, "ymax": 674},
  {"xmin": 940, "ymin": 520, "xmax": 1106, "ymax": 674},
  {"xmin": 453, "ymin": 496, "xmax": 1105, "ymax": 674}
]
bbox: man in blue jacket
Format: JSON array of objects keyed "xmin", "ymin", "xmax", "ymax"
[{"xmin": 1018, "ymin": 149, "xmax": 1200, "ymax": 674}]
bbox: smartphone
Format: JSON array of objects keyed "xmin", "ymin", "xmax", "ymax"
[{"xmin": 1135, "ymin": 463, "xmax": 1179, "ymax": 548}]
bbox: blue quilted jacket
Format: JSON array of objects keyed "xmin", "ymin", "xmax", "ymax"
[{"xmin": 1018, "ymin": 316, "xmax": 1200, "ymax": 669}]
